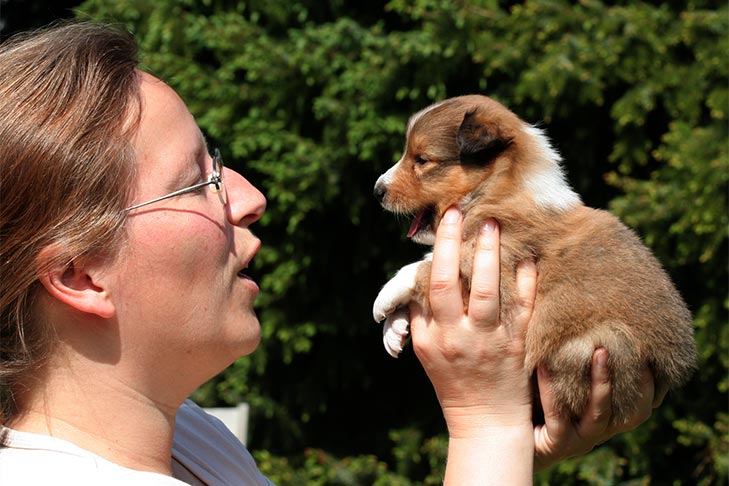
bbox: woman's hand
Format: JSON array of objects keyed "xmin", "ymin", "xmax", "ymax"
[
  {"xmin": 409, "ymin": 207, "xmax": 536, "ymax": 484},
  {"xmin": 408, "ymin": 206, "xmax": 658, "ymax": 481},
  {"xmin": 410, "ymin": 208, "xmax": 537, "ymax": 433},
  {"xmin": 534, "ymin": 350, "xmax": 660, "ymax": 471}
]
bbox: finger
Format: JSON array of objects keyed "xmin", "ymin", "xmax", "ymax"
[
  {"xmin": 408, "ymin": 301, "xmax": 425, "ymax": 349},
  {"xmin": 533, "ymin": 365, "xmax": 571, "ymax": 466},
  {"xmin": 467, "ymin": 219, "xmax": 500, "ymax": 325},
  {"xmin": 616, "ymin": 366, "xmax": 656, "ymax": 432},
  {"xmin": 576, "ymin": 348, "xmax": 611, "ymax": 439},
  {"xmin": 535, "ymin": 364, "xmax": 569, "ymax": 444},
  {"xmin": 408, "ymin": 298, "xmax": 429, "ymax": 345},
  {"xmin": 653, "ymin": 378, "xmax": 668, "ymax": 409},
  {"xmin": 509, "ymin": 258, "xmax": 537, "ymax": 336},
  {"xmin": 429, "ymin": 206, "xmax": 463, "ymax": 322},
  {"xmin": 637, "ymin": 366, "xmax": 656, "ymax": 419}
]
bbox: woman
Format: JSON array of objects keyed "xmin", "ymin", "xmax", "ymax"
[{"xmin": 0, "ymin": 22, "xmax": 657, "ymax": 485}]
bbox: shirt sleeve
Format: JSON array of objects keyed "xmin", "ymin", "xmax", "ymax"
[{"xmin": 172, "ymin": 400, "xmax": 275, "ymax": 486}]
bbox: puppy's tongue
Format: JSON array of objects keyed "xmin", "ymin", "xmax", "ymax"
[{"xmin": 407, "ymin": 209, "xmax": 427, "ymax": 238}]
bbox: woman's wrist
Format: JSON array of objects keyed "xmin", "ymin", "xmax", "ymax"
[
  {"xmin": 444, "ymin": 423, "xmax": 534, "ymax": 485},
  {"xmin": 443, "ymin": 402, "xmax": 533, "ymax": 439}
]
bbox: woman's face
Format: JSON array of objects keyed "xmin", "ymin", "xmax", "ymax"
[{"xmin": 106, "ymin": 72, "xmax": 266, "ymax": 389}]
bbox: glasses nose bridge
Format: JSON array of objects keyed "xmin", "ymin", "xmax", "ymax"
[{"xmin": 211, "ymin": 148, "xmax": 222, "ymax": 181}]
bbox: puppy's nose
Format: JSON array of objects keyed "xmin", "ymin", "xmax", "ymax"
[{"xmin": 373, "ymin": 182, "xmax": 387, "ymax": 203}]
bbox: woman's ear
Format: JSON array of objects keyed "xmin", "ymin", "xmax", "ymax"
[{"xmin": 36, "ymin": 246, "xmax": 116, "ymax": 319}]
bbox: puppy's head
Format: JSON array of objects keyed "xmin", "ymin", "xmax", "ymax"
[{"xmin": 374, "ymin": 95, "xmax": 579, "ymax": 245}]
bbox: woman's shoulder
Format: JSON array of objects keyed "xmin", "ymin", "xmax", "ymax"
[
  {"xmin": 173, "ymin": 399, "xmax": 274, "ymax": 486},
  {"xmin": 0, "ymin": 428, "xmax": 186, "ymax": 486}
]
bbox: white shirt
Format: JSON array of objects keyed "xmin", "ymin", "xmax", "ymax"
[
  {"xmin": 0, "ymin": 428, "xmax": 186, "ymax": 485},
  {"xmin": 0, "ymin": 400, "xmax": 274, "ymax": 486}
]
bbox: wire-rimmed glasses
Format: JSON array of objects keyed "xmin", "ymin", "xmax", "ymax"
[{"xmin": 124, "ymin": 148, "xmax": 227, "ymax": 212}]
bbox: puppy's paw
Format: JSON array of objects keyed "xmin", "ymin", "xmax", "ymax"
[
  {"xmin": 383, "ymin": 308, "xmax": 411, "ymax": 358},
  {"xmin": 372, "ymin": 261, "xmax": 422, "ymax": 322}
]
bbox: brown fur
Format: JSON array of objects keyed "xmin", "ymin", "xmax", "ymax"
[{"xmin": 375, "ymin": 95, "xmax": 696, "ymax": 424}]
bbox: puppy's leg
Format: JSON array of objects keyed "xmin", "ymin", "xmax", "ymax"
[
  {"xmin": 534, "ymin": 324, "xmax": 642, "ymax": 425},
  {"xmin": 372, "ymin": 255, "xmax": 432, "ymax": 322},
  {"xmin": 373, "ymin": 254, "xmax": 432, "ymax": 357},
  {"xmin": 536, "ymin": 334, "xmax": 594, "ymax": 423}
]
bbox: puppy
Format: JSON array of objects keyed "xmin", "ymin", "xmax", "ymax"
[{"xmin": 372, "ymin": 95, "xmax": 696, "ymax": 424}]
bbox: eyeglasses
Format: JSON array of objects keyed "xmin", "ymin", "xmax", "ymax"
[{"xmin": 124, "ymin": 148, "xmax": 227, "ymax": 212}]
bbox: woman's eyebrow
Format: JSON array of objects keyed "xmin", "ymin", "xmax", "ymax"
[
  {"xmin": 167, "ymin": 142, "xmax": 207, "ymax": 189},
  {"xmin": 199, "ymin": 131, "xmax": 210, "ymax": 154},
  {"xmin": 188, "ymin": 133, "xmax": 210, "ymax": 170}
]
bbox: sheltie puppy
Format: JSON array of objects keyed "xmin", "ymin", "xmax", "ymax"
[{"xmin": 372, "ymin": 95, "xmax": 696, "ymax": 424}]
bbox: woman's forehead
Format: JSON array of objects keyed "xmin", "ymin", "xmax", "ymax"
[{"xmin": 134, "ymin": 72, "xmax": 207, "ymax": 172}]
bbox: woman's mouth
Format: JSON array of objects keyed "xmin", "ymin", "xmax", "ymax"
[
  {"xmin": 236, "ymin": 266, "xmax": 260, "ymax": 295},
  {"xmin": 237, "ymin": 267, "xmax": 253, "ymax": 280},
  {"xmin": 236, "ymin": 239, "xmax": 262, "ymax": 282}
]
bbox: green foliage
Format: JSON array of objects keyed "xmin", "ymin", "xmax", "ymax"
[
  {"xmin": 74, "ymin": 0, "xmax": 729, "ymax": 484},
  {"xmin": 254, "ymin": 448, "xmax": 413, "ymax": 486},
  {"xmin": 252, "ymin": 430, "xmax": 448, "ymax": 485}
]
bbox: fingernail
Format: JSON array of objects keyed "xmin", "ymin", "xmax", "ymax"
[
  {"xmin": 443, "ymin": 206, "xmax": 461, "ymax": 224},
  {"xmin": 481, "ymin": 218, "xmax": 497, "ymax": 233},
  {"xmin": 538, "ymin": 365, "xmax": 551, "ymax": 379},
  {"xmin": 517, "ymin": 258, "xmax": 536, "ymax": 271},
  {"xmin": 596, "ymin": 348, "xmax": 608, "ymax": 368}
]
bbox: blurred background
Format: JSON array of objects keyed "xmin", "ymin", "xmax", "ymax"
[{"xmin": 2, "ymin": 1, "xmax": 726, "ymax": 484}]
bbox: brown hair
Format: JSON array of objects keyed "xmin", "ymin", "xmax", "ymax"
[{"xmin": 0, "ymin": 22, "xmax": 142, "ymax": 421}]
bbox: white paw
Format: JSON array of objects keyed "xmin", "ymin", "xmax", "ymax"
[
  {"xmin": 383, "ymin": 308, "xmax": 411, "ymax": 358},
  {"xmin": 372, "ymin": 261, "xmax": 422, "ymax": 323}
]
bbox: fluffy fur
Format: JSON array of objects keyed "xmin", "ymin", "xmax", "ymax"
[{"xmin": 372, "ymin": 95, "xmax": 696, "ymax": 425}]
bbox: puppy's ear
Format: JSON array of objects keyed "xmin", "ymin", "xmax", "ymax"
[{"xmin": 457, "ymin": 109, "xmax": 513, "ymax": 165}]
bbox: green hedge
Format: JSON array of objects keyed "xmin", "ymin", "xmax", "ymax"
[{"xmin": 72, "ymin": 1, "xmax": 729, "ymax": 484}]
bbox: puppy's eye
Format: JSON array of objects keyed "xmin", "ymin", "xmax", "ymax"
[{"xmin": 414, "ymin": 155, "xmax": 427, "ymax": 165}]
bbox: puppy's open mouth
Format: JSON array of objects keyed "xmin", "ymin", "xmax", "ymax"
[{"xmin": 407, "ymin": 207, "xmax": 436, "ymax": 244}]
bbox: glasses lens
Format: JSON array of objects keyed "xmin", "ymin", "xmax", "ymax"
[{"xmin": 212, "ymin": 148, "xmax": 227, "ymax": 205}]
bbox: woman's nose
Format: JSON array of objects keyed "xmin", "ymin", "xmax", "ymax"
[{"xmin": 224, "ymin": 167, "xmax": 266, "ymax": 227}]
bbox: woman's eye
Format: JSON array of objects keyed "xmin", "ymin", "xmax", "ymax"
[{"xmin": 194, "ymin": 167, "xmax": 208, "ymax": 186}]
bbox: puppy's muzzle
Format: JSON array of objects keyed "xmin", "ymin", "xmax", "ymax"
[{"xmin": 373, "ymin": 181, "xmax": 387, "ymax": 204}]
